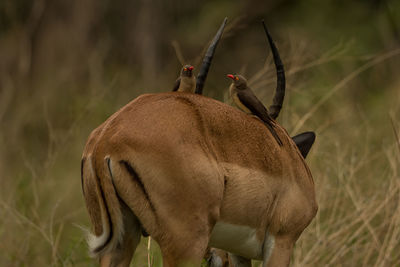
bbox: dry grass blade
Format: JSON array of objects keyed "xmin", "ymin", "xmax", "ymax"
[
  {"xmin": 293, "ymin": 48, "xmax": 400, "ymax": 133},
  {"xmin": 52, "ymin": 223, "xmax": 64, "ymax": 265},
  {"xmin": 339, "ymin": 172, "xmax": 381, "ymax": 249},
  {"xmin": 286, "ymin": 41, "xmax": 351, "ymax": 76},
  {"xmin": 250, "ymin": 41, "xmax": 349, "ymax": 93},
  {"xmin": 0, "ymin": 75, "xmax": 14, "ymax": 123},
  {"xmin": 0, "ymin": 200, "xmax": 52, "ymax": 245},
  {"xmin": 390, "ymin": 115, "xmax": 400, "ymax": 156},
  {"xmin": 171, "ymin": 40, "xmax": 186, "ymax": 65},
  {"xmin": 147, "ymin": 237, "xmax": 152, "ymax": 267},
  {"xmin": 374, "ymin": 203, "xmax": 400, "ymax": 267},
  {"xmin": 300, "ymin": 185, "xmax": 398, "ymax": 265},
  {"xmin": 221, "ymin": 16, "xmax": 246, "ymax": 39},
  {"xmin": 248, "ymin": 53, "xmax": 272, "ymax": 85},
  {"xmin": 193, "ymin": 17, "xmax": 246, "ymax": 67}
]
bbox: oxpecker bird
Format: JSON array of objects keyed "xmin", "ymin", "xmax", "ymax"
[
  {"xmin": 227, "ymin": 74, "xmax": 283, "ymax": 146},
  {"xmin": 173, "ymin": 65, "xmax": 195, "ymax": 93}
]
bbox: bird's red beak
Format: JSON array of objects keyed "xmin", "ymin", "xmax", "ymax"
[
  {"xmin": 227, "ymin": 74, "xmax": 235, "ymax": 80},
  {"xmin": 188, "ymin": 66, "xmax": 194, "ymax": 71}
]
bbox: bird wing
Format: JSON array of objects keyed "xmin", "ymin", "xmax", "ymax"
[
  {"xmin": 237, "ymin": 88, "xmax": 283, "ymax": 146},
  {"xmin": 236, "ymin": 89, "xmax": 271, "ymax": 123},
  {"xmin": 172, "ymin": 77, "xmax": 181, "ymax": 91}
]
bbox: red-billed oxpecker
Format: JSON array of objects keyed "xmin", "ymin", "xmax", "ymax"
[
  {"xmin": 173, "ymin": 65, "xmax": 195, "ymax": 93},
  {"xmin": 227, "ymin": 74, "xmax": 283, "ymax": 146}
]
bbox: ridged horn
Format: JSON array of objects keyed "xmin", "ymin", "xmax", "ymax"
[
  {"xmin": 262, "ymin": 20, "xmax": 286, "ymax": 120},
  {"xmin": 195, "ymin": 17, "xmax": 228, "ymax": 95}
]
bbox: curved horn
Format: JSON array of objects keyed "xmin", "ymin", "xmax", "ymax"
[
  {"xmin": 195, "ymin": 17, "xmax": 228, "ymax": 95},
  {"xmin": 262, "ymin": 20, "xmax": 286, "ymax": 120}
]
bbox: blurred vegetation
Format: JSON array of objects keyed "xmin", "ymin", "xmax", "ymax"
[{"xmin": 1, "ymin": 0, "xmax": 400, "ymax": 266}]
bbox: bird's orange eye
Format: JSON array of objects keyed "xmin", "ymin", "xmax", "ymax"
[
  {"xmin": 235, "ymin": 76, "xmax": 239, "ymax": 81},
  {"xmin": 184, "ymin": 68, "xmax": 187, "ymax": 71}
]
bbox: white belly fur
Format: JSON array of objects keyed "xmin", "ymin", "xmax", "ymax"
[{"xmin": 209, "ymin": 222, "xmax": 264, "ymax": 260}]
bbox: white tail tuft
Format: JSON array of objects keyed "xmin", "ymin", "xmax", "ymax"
[
  {"xmin": 86, "ymin": 213, "xmax": 111, "ymax": 258},
  {"xmin": 86, "ymin": 156, "xmax": 112, "ymax": 257},
  {"xmin": 84, "ymin": 156, "xmax": 125, "ymax": 258}
]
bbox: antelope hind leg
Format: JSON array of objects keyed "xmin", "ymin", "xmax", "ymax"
[
  {"xmin": 160, "ymin": 231, "xmax": 211, "ymax": 267},
  {"xmin": 262, "ymin": 234, "xmax": 294, "ymax": 267},
  {"xmin": 228, "ymin": 253, "xmax": 251, "ymax": 267},
  {"xmin": 206, "ymin": 248, "xmax": 231, "ymax": 267},
  {"xmin": 100, "ymin": 203, "xmax": 142, "ymax": 267},
  {"xmin": 207, "ymin": 249, "xmax": 251, "ymax": 267}
]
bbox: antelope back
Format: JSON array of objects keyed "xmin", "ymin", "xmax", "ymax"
[{"xmin": 84, "ymin": 92, "xmax": 313, "ymax": 188}]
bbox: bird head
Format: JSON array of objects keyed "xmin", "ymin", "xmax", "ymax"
[
  {"xmin": 181, "ymin": 65, "xmax": 194, "ymax": 77},
  {"xmin": 227, "ymin": 74, "xmax": 247, "ymax": 89}
]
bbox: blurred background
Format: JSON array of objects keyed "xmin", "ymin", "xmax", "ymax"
[{"xmin": 1, "ymin": 0, "xmax": 399, "ymax": 266}]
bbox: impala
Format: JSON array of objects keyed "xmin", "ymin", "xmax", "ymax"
[{"xmin": 81, "ymin": 19, "xmax": 318, "ymax": 267}]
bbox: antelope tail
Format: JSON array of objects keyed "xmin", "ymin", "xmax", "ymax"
[
  {"xmin": 262, "ymin": 20, "xmax": 286, "ymax": 120},
  {"xmin": 81, "ymin": 156, "xmax": 124, "ymax": 258}
]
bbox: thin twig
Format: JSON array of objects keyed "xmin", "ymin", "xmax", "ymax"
[
  {"xmin": 0, "ymin": 200, "xmax": 52, "ymax": 245},
  {"xmin": 147, "ymin": 236, "xmax": 152, "ymax": 267},
  {"xmin": 251, "ymin": 41, "xmax": 350, "ymax": 93},
  {"xmin": 171, "ymin": 40, "xmax": 186, "ymax": 65},
  {"xmin": 193, "ymin": 17, "xmax": 246, "ymax": 67},
  {"xmin": 390, "ymin": 115, "xmax": 400, "ymax": 156},
  {"xmin": 293, "ymin": 48, "xmax": 400, "ymax": 133}
]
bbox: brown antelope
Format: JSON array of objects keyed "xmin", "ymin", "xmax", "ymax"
[{"xmin": 81, "ymin": 19, "xmax": 318, "ymax": 267}]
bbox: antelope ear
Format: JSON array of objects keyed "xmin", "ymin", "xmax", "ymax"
[{"xmin": 291, "ymin": 131, "xmax": 316, "ymax": 159}]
